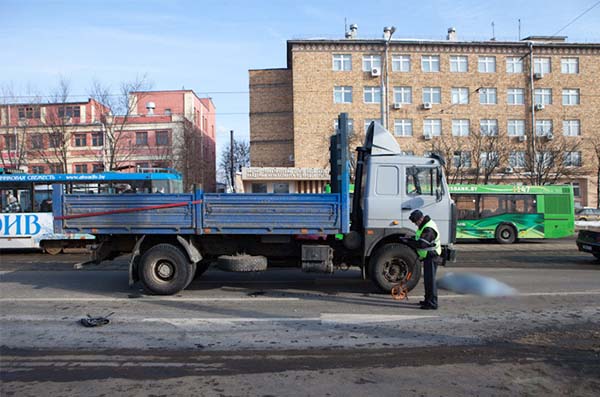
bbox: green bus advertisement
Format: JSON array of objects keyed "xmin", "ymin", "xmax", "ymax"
[{"xmin": 449, "ymin": 184, "xmax": 575, "ymax": 244}]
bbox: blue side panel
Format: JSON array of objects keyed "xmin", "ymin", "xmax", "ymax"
[
  {"xmin": 202, "ymin": 193, "xmax": 340, "ymax": 234},
  {"xmin": 338, "ymin": 113, "xmax": 350, "ymax": 233},
  {"xmin": 61, "ymin": 194, "xmax": 196, "ymax": 234}
]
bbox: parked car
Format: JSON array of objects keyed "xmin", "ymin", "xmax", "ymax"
[{"xmin": 576, "ymin": 208, "xmax": 600, "ymax": 222}]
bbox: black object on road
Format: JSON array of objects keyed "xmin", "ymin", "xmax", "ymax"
[{"xmin": 80, "ymin": 312, "xmax": 115, "ymax": 327}]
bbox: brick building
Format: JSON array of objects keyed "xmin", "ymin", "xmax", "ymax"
[
  {"xmin": 249, "ymin": 30, "xmax": 600, "ymax": 207},
  {"xmin": 0, "ymin": 90, "xmax": 216, "ymax": 191}
]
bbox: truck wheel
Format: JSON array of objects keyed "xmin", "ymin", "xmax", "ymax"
[
  {"xmin": 139, "ymin": 244, "xmax": 191, "ymax": 295},
  {"xmin": 495, "ymin": 224, "xmax": 516, "ymax": 244},
  {"xmin": 44, "ymin": 246, "xmax": 63, "ymax": 255},
  {"xmin": 217, "ymin": 255, "xmax": 267, "ymax": 272},
  {"xmin": 370, "ymin": 243, "xmax": 420, "ymax": 293}
]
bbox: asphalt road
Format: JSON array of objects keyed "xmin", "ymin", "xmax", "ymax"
[{"xmin": 1, "ymin": 238, "xmax": 600, "ymax": 396}]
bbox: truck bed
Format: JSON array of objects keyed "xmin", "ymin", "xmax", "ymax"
[{"xmin": 55, "ymin": 189, "xmax": 342, "ymax": 236}]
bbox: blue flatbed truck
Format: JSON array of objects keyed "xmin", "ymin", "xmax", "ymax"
[{"xmin": 53, "ymin": 114, "xmax": 457, "ymax": 295}]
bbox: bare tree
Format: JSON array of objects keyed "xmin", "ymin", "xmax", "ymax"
[
  {"xmin": 468, "ymin": 127, "xmax": 508, "ymax": 185},
  {"xmin": 89, "ymin": 75, "xmax": 152, "ymax": 170},
  {"xmin": 175, "ymin": 120, "xmax": 205, "ymax": 191},
  {"xmin": 0, "ymin": 84, "xmax": 39, "ymax": 171},
  {"xmin": 518, "ymin": 134, "xmax": 581, "ymax": 186},
  {"xmin": 429, "ymin": 136, "xmax": 471, "ymax": 184},
  {"xmin": 218, "ymin": 139, "xmax": 250, "ymax": 189}
]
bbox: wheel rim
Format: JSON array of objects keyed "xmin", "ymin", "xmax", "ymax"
[
  {"xmin": 155, "ymin": 260, "xmax": 175, "ymax": 281},
  {"xmin": 382, "ymin": 258, "xmax": 409, "ymax": 283},
  {"xmin": 501, "ymin": 229, "xmax": 511, "ymax": 239}
]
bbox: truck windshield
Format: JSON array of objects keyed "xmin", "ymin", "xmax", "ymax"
[{"xmin": 406, "ymin": 167, "xmax": 441, "ymax": 196}]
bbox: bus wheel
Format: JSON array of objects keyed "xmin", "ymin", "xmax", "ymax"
[
  {"xmin": 139, "ymin": 244, "xmax": 190, "ymax": 295},
  {"xmin": 370, "ymin": 243, "xmax": 420, "ymax": 293},
  {"xmin": 44, "ymin": 245, "xmax": 63, "ymax": 255},
  {"xmin": 495, "ymin": 224, "xmax": 516, "ymax": 244}
]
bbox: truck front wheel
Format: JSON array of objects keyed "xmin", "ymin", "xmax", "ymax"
[
  {"xmin": 139, "ymin": 244, "xmax": 191, "ymax": 295},
  {"xmin": 370, "ymin": 243, "xmax": 421, "ymax": 293}
]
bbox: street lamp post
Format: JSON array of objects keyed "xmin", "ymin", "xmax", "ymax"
[{"xmin": 382, "ymin": 26, "xmax": 396, "ymax": 130}]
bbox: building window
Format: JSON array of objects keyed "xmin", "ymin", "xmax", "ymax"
[
  {"xmin": 562, "ymin": 89, "xmax": 580, "ymax": 105},
  {"xmin": 394, "ymin": 119, "xmax": 413, "ymax": 137},
  {"xmin": 363, "ymin": 86, "xmax": 381, "ymax": 104},
  {"xmin": 362, "ymin": 55, "xmax": 381, "ymax": 71},
  {"xmin": 31, "ymin": 165, "xmax": 45, "ymax": 174},
  {"xmin": 164, "ymin": 108, "xmax": 172, "ymax": 115},
  {"xmin": 478, "ymin": 56, "xmax": 496, "ymax": 73},
  {"xmin": 479, "ymin": 88, "xmax": 497, "ymax": 104},
  {"xmin": 535, "ymin": 120, "xmax": 553, "ymax": 136},
  {"xmin": 507, "ymin": 120, "xmax": 526, "ymax": 136},
  {"xmin": 452, "ymin": 119, "xmax": 470, "ymax": 137},
  {"xmin": 18, "ymin": 106, "xmax": 40, "ymax": 119},
  {"xmin": 4, "ymin": 135, "xmax": 17, "ymax": 151},
  {"xmin": 536, "ymin": 152, "xmax": 553, "ymax": 167},
  {"xmin": 333, "ymin": 54, "xmax": 352, "ymax": 71},
  {"xmin": 30, "ymin": 134, "xmax": 44, "ymax": 149},
  {"xmin": 572, "ymin": 182, "xmax": 581, "ymax": 198},
  {"xmin": 450, "ymin": 56, "xmax": 468, "ymax": 72},
  {"xmin": 136, "ymin": 131, "xmax": 148, "ymax": 146},
  {"xmin": 49, "ymin": 164, "xmax": 62, "ymax": 173},
  {"xmin": 422, "ymin": 87, "xmax": 441, "ymax": 104},
  {"xmin": 480, "ymin": 151, "xmax": 499, "ymax": 167},
  {"xmin": 453, "ymin": 151, "xmax": 472, "ymax": 168},
  {"xmin": 506, "ymin": 57, "xmax": 523, "ymax": 73},
  {"xmin": 48, "ymin": 133, "xmax": 61, "ymax": 148},
  {"xmin": 534, "ymin": 57, "xmax": 551, "ymax": 74},
  {"xmin": 563, "ymin": 120, "xmax": 580, "ymax": 136},
  {"xmin": 74, "ymin": 134, "xmax": 87, "ymax": 147},
  {"xmin": 561, "ymin": 58, "xmax": 579, "ymax": 74},
  {"xmin": 393, "ymin": 86, "xmax": 412, "ymax": 104},
  {"xmin": 273, "ymin": 183, "xmax": 290, "ymax": 193},
  {"xmin": 564, "ymin": 151, "xmax": 582, "ymax": 167},
  {"xmin": 333, "ymin": 86, "xmax": 352, "ymax": 103},
  {"xmin": 156, "ymin": 131, "xmax": 169, "ymax": 146},
  {"xmin": 421, "ymin": 55, "xmax": 440, "ymax": 72},
  {"xmin": 364, "ymin": 119, "xmax": 378, "ymax": 133},
  {"xmin": 92, "ymin": 164, "xmax": 104, "ymax": 173},
  {"xmin": 480, "ymin": 119, "xmax": 498, "ymax": 136},
  {"xmin": 534, "ymin": 88, "xmax": 552, "ymax": 105},
  {"xmin": 391, "ymin": 55, "xmax": 410, "ymax": 72},
  {"xmin": 423, "ymin": 119, "xmax": 442, "ymax": 137},
  {"xmin": 507, "ymin": 88, "xmax": 525, "ymax": 105},
  {"xmin": 451, "ymin": 87, "xmax": 469, "ymax": 104},
  {"xmin": 58, "ymin": 106, "xmax": 81, "ymax": 118},
  {"xmin": 74, "ymin": 164, "xmax": 88, "ymax": 173},
  {"xmin": 334, "ymin": 118, "xmax": 354, "ymax": 135},
  {"xmin": 92, "ymin": 133, "xmax": 103, "ymax": 147},
  {"xmin": 509, "ymin": 151, "xmax": 526, "ymax": 168},
  {"xmin": 251, "ymin": 183, "xmax": 267, "ymax": 193}
]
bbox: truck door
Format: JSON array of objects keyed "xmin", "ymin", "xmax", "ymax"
[{"xmin": 402, "ymin": 166, "xmax": 452, "ymax": 243}]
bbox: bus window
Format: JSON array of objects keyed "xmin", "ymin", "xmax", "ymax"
[{"xmin": 455, "ymin": 194, "xmax": 478, "ymax": 220}]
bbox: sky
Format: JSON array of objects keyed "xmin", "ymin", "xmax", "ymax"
[{"xmin": 1, "ymin": 0, "xmax": 599, "ymax": 162}]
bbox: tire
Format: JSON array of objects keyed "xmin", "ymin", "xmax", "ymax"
[
  {"xmin": 44, "ymin": 246, "xmax": 63, "ymax": 255},
  {"xmin": 217, "ymin": 254, "xmax": 268, "ymax": 272},
  {"xmin": 370, "ymin": 243, "xmax": 421, "ymax": 293},
  {"xmin": 185, "ymin": 262, "xmax": 197, "ymax": 289},
  {"xmin": 495, "ymin": 224, "xmax": 516, "ymax": 244},
  {"xmin": 138, "ymin": 244, "xmax": 191, "ymax": 295}
]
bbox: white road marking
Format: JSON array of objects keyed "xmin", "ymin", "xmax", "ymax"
[
  {"xmin": 441, "ymin": 290, "xmax": 600, "ymax": 298},
  {"xmin": 0, "ymin": 297, "xmax": 299, "ymax": 302},
  {"xmin": 0, "ymin": 313, "xmax": 436, "ymax": 324}
]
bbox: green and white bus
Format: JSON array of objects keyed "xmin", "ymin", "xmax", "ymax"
[{"xmin": 449, "ymin": 184, "xmax": 575, "ymax": 244}]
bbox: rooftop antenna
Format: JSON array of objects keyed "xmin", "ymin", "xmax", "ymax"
[
  {"xmin": 518, "ymin": 19, "xmax": 521, "ymax": 40},
  {"xmin": 344, "ymin": 17, "xmax": 347, "ymax": 33},
  {"xmin": 491, "ymin": 21, "xmax": 496, "ymax": 41}
]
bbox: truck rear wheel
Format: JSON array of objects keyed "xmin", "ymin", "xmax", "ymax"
[
  {"xmin": 139, "ymin": 244, "xmax": 191, "ymax": 295},
  {"xmin": 370, "ymin": 243, "xmax": 420, "ymax": 293}
]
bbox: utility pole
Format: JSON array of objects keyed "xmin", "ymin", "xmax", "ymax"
[
  {"xmin": 230, "ymin": 129, "xmax": 235, "ymax": 193},
  {"xmin": 382, "ymin": 26, "xmax": 396, "ymax": 130}
]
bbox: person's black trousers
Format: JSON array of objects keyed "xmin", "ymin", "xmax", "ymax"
[{"xmin": 423, "ymin": 253, "xmax": 438, "ymax": 308}]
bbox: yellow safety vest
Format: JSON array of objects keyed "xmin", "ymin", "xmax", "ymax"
[{"xmin": 415, "ymin": 219, "xmax": 442, "ymax": 259}]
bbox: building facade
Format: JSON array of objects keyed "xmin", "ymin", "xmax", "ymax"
[
  {"xmin": 249, "ymin": 32, "xmax": 600, "ymax": 207},
  {"xmin": 0, "ymin": 90, "xmax": 216, "ymax": 192}
]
